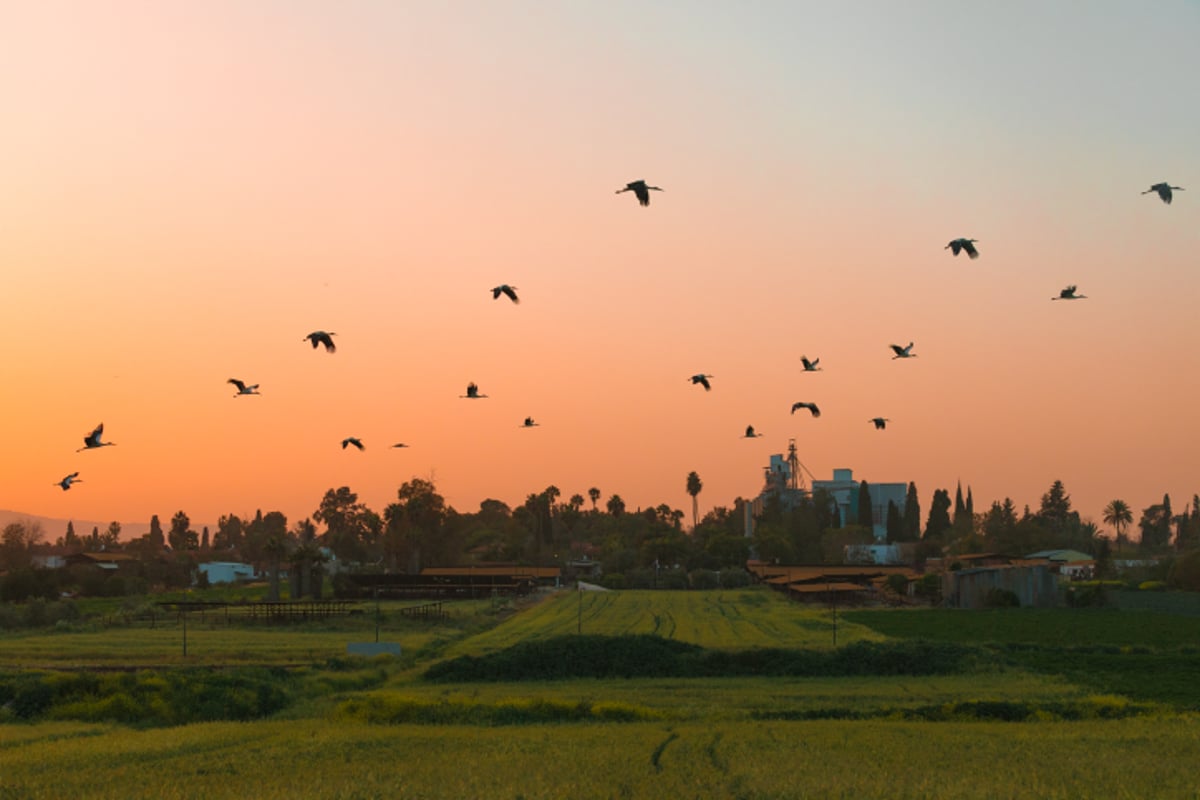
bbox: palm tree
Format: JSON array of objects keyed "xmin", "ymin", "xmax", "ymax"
[
  {"xmin": 686, "ymin": 471, "xmax": 703, "ymax": 533},
  {"xmin": 1103, "ymin": 499, "xmax": 1133, "ymax": 554},
  {"xmin": 588, "ymin": 487, "xmax": 601, "ymax": 512}
]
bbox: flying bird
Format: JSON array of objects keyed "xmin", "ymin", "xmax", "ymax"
[
  {"xmin": 391, "ymin": 443, "xmax": 409, "ymax": 449},
  {"xmin": 743, "ymin": 425, "xmax": 763, "ymax": 438},
  {"xmin": 522, "ymin": 417, "xmax": 539, "ymax": 428},
  {"xmin": 890, "ymin": 342, "xmax": 917, "ymax": 359},
  {"xmin": 1142, "ymin": 183, "xmax": 1184, "ymax": 204},
  {"xmin": 1052, "ymin": 285, "xmax": 1087, "ymax": 300},
  {"xmin": 800, "ymin": 356, "xmax": 822, "ymax": 372},
  {"xmin": 791, "ymin": 402, "xmax": 821, "ymax": 417},
  {"xmin": 227, "ymin": 378, "xmax": 260, "ymax": 396},
  {"xmin": 945, "ymin": 238, "xmax": 979, "ymax": 259},
  {"xmin": 869, "ymin": 417, "xmax": 890, "ymax": 430},
  {"xmin": 304, "ymin": 331, "xmax": 337, "ymax": 352},
  {"xmin": 77, "ymin": 424, "xmax": 115, "ymax": 452},
  {"xmin": 461, "ymin": 382, "xmax": 488, "ymax": 399},
  {"xmin": 492, "ymin": 284, "xmax": 519, "ymax": 303},
  {"xmin": 55, "ymin": 472, "xmax": 81, "ymax": 491},
  {"xmin": 616, "ymin": 179, "xmax": 663, "ymax": 206},
  {"xmin": 341, "ymin": 437, "xmax": 364, "ymax": 450},
  {"xmin": 688, "ymin": 374, "xmax": 713, "ymax": 391}
]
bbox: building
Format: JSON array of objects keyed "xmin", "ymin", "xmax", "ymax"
[
  {"xmin": 197, "ymin": 561, "xmax": 256, "ymax": 584},
  {"xmin": 811, "ymin": 468, "xmax": 907, "ymax": 542}
]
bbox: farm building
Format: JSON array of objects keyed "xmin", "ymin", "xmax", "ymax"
[
  {"xmin": 942, "ymin": 564, "xmax": 1057, "ymax": 609},
  {"xmin": 197, "ymin": 562, "xmax": 256, "ymax": 584}
]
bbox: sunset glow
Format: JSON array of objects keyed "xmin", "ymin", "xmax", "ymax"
[{"xmin": 3, "ymin": 2, "xmax": 1198, "ymax": 534}]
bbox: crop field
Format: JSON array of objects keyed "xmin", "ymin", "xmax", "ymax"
[
  {"xmin": 6, "ymin": 717, "xmax": 1200, "ymax": 799},
  {"xmin": 444, "ymin": 588, "xmax": 883, "ymax": 657},
  {"xmin": 4, "ymin": 587, "xmax": 1200, "ymax": 798}
]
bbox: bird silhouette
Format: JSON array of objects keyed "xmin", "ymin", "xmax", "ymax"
[
  {"xmin": 227, "ymin": 378, "xmax": 260, "ymax": 396},
  {"xmin": 791, "ymin": 402, "xmax": 821, "ymax": 417},
  {"xmin": 688, "ymin": 374, "xmax": 713, "ymax": 391},
  {"xmin": 1052, "ymin": 285, "xmax": 1087, "ymax": 300},
  {"xmin": 945, "ymin": 238, "xmax": 979, "ymax": 259},
  {"xmin": 461, "ymin": 382, "xmax": 488, "ymax": 399},
  {"xmin": 55, "ymin": 472, "xmax": 81, "ymax": 491},
  {"xmin": 743, "ymin": 425, "xmax": 763, "ymax": 438},
  {"xmin": 616, "ymin": 179, "xmax": 663, "ymax": 206},
  {"xmin": 800, "ymin": 356, "xmax": 822, "ymax": 372},
  {"xmin": 869, "ymin": 417, "xmax": 890, "ymax": 430},
  {"xmin": 77, "ymin": 424, "xmax": 115, "ymax": 452},
  {"xmin": 304, "ymin": 331, "xmax": 337, "ymax": 352},
  {"xmin": 391, "ymin": 443, "xmax": 409, "ymax": 449},
  {"xmin": 492, "ymin": 284, "xmax": 520, "ymax": 303},
  {"xmin": 890, "ymin": 342, "xmax": 917, "ymax": 359},
  {"xmin": 522, "ymin": 417, "xmax": 539, "ymax": 428},
  {"xmin": 1143, "ymin": 183, "xmax": 1184, "ymax": 204},
  {"xmin": 341, "ymin": 437, "xmax": 364, "ymax": 450}
]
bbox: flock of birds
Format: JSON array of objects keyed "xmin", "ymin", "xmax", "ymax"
[{"xmin": 53, "ymin": 179, "xmax": 1184, "ymax": 496}]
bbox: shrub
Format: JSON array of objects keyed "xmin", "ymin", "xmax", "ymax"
[
  {"xmin": 718, "ymin": 568, "xmax": 751, "ymax": 588},
  {"xmin": 984, "ymin": 588, "xmax": 1020, "ymax": 608}
]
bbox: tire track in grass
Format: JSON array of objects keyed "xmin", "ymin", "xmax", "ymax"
[{"xmin": 650, "ymin": 731, "xmax": 679, "ymax": 772}]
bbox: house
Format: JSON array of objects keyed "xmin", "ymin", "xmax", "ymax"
[
  {"xmin": 1025, "ymin": 549, "xmax": 1096, "ymax": 580},
  {"xmin": 942, "ymin": 563, "xmax": 1058, "ymax": 608},
  {"xmin": 64, "ymin": 552, "xmax": 137, "ymax": 572}
]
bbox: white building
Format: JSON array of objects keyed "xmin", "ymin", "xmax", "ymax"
[
  {"xmin": 198, "ymin": 562, "xmax": 256, "ymax": 584},
  {"xmin": 811, "ymin": 468, "xmax": 907, "ymax": 543}
]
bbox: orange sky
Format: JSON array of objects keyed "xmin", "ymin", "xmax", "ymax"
[{"xmin": 3, "ymin": 2, "xmax": 1198, "ymax": 536}]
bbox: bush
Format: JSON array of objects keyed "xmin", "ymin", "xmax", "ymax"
[
  {"xmin": 689, "ymin": 570, "xmax": 720, "ymax": 590},
  {"xmin": 984, "ymin": 588, "xmax": 1020, "ymax": 608},
  {"xmin": 718, "ymin": 568, "xmax": 751, "ymax": 588}
]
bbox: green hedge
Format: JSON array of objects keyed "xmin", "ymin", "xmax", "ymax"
[{"xmin": 423, "ymin": 634, "xmax": 981, "ymax": 682}]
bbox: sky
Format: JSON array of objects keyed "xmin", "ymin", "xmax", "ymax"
[{"xmin": 3, "ymin": 1, "xmax": 1198, "ymax": 538}]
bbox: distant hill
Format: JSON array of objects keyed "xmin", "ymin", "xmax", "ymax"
[{"xmin": 0, "ymin": 510, "xmax": 213, "ymax": 543}]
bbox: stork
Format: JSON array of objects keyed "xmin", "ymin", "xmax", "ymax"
[
  {"xmin": 1143, "ymin": 183, "xmax": 1184, "ymax": 204},
  {"xmin": 55, "ymin": 472, "xmax": 81, "ymax": 491},
  {"xmin": 522, "ymin": 417, "xmax": 539, "ymax": 428},
  {"xmin": 492, "ymin": 284, "xmax": 519, "ymax": 304},
  {"xmin": 869, "ymin": 417, "xmax": 890, "ymax": 430},
  {"xmin": 77, "ymin": 423, "xmax": 115, "ymax": 452},
  {"xmin": 743, "ymin": 425, "xmax": 763, "ymax": 438},
  {"xmin": 1052, "ymin": 285, "xmax": 1087, "ymax": 300},
  {"xmin": 341, "ymin": 437, "xmax": 364, "ymax": 450},
  {"xmin": 890, "ymin": 342, "xmax": 917, "ymax": 359},
  {"xmin": 391, "ymin": 443, "xmax": 409, "ymax": 449},
  {"xmin": 945, "ymin": 238, "xmax": 979, "ymax": 259},
  {"xmin": 304, "ymin": 331, "xmax": 337, "ymax": 352},
  {"xmin": 227, "ymin": 378, "xmax": 260, "ymax": 396},
  {"xmin": 791, "ymin": 402, "xmax": 821, "ymax": 418},
  {"xmin": 615, "ymin": 179, "xmax": 663, "ymax": 206},
  {"xmin": 461, "ymin": 382, "xmax": 488, "ymax": 399},
  {"xmin": 800, "ymin": 356, "xmax": 822, "ymax": 372},
  {"xmin": 688, "ymin": 374, "xmax": 713, "ymax": 391}
]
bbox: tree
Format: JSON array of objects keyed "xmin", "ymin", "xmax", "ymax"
[
  {"xmin": 954, "ymin": 482, "xmax": 966, "ymax": 527},
  {"xmin": 606, "ymin": 494, "xmax": 625, "ymax": 517},
  {"xmin": 168, "ymin": 511, "xmax": 197, "ymax": 551},
  {"xmin": 1038, "ymin": 480, "xmax": 1075, "ymax": 533},
  {"xmin": 64, "ymin": 521, "xmax": 79, "ymax": 549},
  {"xmin": 200, "ymin": 526, "xmax": 210, "ymax": 550},
  {"xmin": 588, "ymin": 487, "xmax": 601, "ymax": 511},
  {"xmin": 902, "ymin": 482, "xmax": 921, "ymax": 542},
  {"xmin": 383, "ymin": 479, "xmax": 448, "ymax": 573},
  {"xmin": 1138, "ymin": 495, "xmax": 1173, "ymax": 552},
  {"xmin": 924, "ymin": 489, "xmax": 952, "ymax": 543},
  {"xmin": 314, "ymin": 487, "xmax": 381, "ymax": 563},
  {"xmin": 856, "ymin": 480, "xmax": 873, "ymax": 530},
  {"xmin": 100, "ymin": 522, "xmax": 121, "ymax": 550},
  {"xmin": 686, "ymin": 472, "xmax": 703, "ymax": 532},
  {"xmin": 886, "ymin": 501, "xmax": 903, "ymax": 543},
  {"xmin": 148, "ymin": 515, "xmax": 164, "ymax": 549},
  {"xmin": 1102, "ymin": 499, "xmax": 1133, "ymax": 553},
  {"xmin": 569, "ymin": 494, "xmax": 585, "ymax": 513}
]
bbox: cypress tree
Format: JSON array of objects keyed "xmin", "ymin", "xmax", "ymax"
[
  {"xmin": 903, "ymin": 483, "xmax": 921, "ymax": 542},
  {"xmin": 857, "ymin": 480, "xmax": 874, "ymax": 530}
]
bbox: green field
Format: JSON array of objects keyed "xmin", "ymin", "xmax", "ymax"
[{"xmin": 4, "ymin": 587, "xmax": 1200, "ymax": 798}]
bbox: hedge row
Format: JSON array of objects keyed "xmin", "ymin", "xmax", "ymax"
[{"xmin": 424, "ymin": 634, "xmax": 982, "ymax": 682}]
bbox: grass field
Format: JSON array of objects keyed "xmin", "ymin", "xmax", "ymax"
[{"xmin": 4, "ymin": 587, "xmax": 1200, "ymax": 798}]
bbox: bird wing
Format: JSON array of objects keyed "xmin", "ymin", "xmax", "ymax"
[
  {"xmin": 492, "ymin": 287, "xmax": 502, "ymax": 299},
  {"xmin": 890, "ymin": 345, "xmax": 904, "ymax": 356},
  {"xmin": 634, "ymin": 184, "xmax": 650, "ymax": 205},
  {"xmin": 503, "ymin": 286, "xmax": 519, "ymax": 303},
  {"xmin": 699, "ymin": 376, "xmax": 710, "ymax": 390},
  {"xmin": 229, "ymin": 379, "xmax": 246, "ymax": 391},
  {"xmin": 963, "ymin": 241, "xmax": 979, "ymax": 258},
  {"xmin": 949, "ymin": 240, "xmax": 962, "ymax": 255},
  {"xmin": 321, "ymin": 334, "xmax": 336, "ymax": 353},
  {"xmin": 810, "ymin": 404, "xmax": 821, "ymax": 417}
]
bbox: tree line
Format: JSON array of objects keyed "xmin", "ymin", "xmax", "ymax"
[{"xmin": 4, "ymin": 475, "xmax": 1200, "ymax": 602}]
